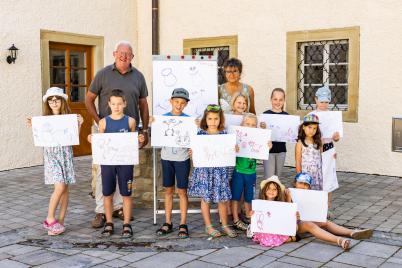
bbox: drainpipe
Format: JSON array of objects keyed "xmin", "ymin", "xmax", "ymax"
[{"xmin": 152, "ymin": 0, "xmax": 159, "ymax": 55}]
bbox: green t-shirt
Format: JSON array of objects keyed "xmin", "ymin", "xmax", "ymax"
[{"xmin": 235, "ymin": 157, "xmax": 257, "ymax": 175}]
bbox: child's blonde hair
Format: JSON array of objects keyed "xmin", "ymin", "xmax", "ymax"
[
  {"xmin": 241, "ymin": 113, "xmax": 258, "ymax": 125},
  {"xmin": 230, "ymin": 92, "xmax": 248, "ymax": 113}
]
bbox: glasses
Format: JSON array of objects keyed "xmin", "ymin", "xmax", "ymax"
[
  {"xmin": 225, "ymin": 70, "xmax": 239, "ymax": 75},
  {"xmin": 206, "ymin": 104, "xmax": 221, "ymax": 112},
  {"xmin": 48, "ymin": 98, "xmax": 62, "ymax": 105},
  {"xmin": 116, "ymin": 51, "xmax": 133, "ymax": 58}
]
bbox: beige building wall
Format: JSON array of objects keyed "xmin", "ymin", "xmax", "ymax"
[
  {"xmin": 0, "ymin": 0, "xmax": 139, "ymax": 171},
  {"xmin": 141, "ymin": 0, "xmax": 402, "ymax": 176}
]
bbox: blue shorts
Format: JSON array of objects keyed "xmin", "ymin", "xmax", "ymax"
[
  {"xmin": 161, "ymin": 159, "xmax": 191, "ymax": 189},
  {"xmin": 101, "ymin": 165, "xmax": 134, "ymax": 196},
  {"xmin": 231, "ymin": 170, "xmax": 256, "ymax": 203}
]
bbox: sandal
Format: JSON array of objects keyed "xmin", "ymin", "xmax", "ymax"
[
  {"xmin": 43, "ymin": 219, "xmax": 65, "ymax": 235},
  {"xmin": 178, "ymin": 224, "xmax": 189, "ymax": 239},
  {"xmin": 205, "ymin": 225, "xmax": 222, "ymax": 238},
  {"xmin": 222, "ymin": 225, "xmax": 237, "ymax": 238},
  {"xmin": 351, "ymin": 229, "xmax": 373, "ymax": 240},
  {"xmin": 337, "ymin": 237, "xmax": 351, "ymax": 250},
  {"xmin": 101, "ymin": 222, "xmax": 114, "ymax": 237},
  {"xmin": 121, "ymin": 223, "xmax": 133, "ymax": 238},
  {"xmin": 233, "ymin": 220, "xmax": 248, "ymax": 231},
  {"xmin": 156, "ymin": 222, "xmax": 173, "ymax": 236}
]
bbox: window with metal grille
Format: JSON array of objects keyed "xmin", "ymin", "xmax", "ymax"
[
  {"xmin": 191, "ymin": 46, "xmax": 229, "ymax": 85},
  {"xmin": 297, "ymin": 40, "xmax": 349, "ymax": 110}
]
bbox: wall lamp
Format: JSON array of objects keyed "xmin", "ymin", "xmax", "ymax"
[{"xmin": 6, "ymin": 44, "xmax": 19, "ymax": 64}]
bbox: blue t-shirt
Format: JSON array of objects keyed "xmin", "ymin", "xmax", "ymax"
[{"xmin": 160, "ymin": 112, "xmax": 190, "ymax": 161}]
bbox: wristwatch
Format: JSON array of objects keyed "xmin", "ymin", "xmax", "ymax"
[{"xmin": 142, "ymin": 129, "xmax": 149, "ymax": 133}]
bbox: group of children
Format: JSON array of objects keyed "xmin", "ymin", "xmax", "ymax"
[{"xmin": 30, "ymin": 84, "xmax": 373, "ymax": 250}]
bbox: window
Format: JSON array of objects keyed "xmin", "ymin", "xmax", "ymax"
[
  {"xmin": 287, "ymin": 27, "xmax": 359, "ymax": 122},
  {"xmin": 183, "ymin": 36, "xmax": 238, "ymax": 85},
  {"xmin": 392, "ymin": 117, "xmax": 402, "ymax": 152}
]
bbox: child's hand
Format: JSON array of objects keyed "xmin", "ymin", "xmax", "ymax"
[
  {"xmin": 333, "ymin": 153, "xmax": 337, "ymax": 159},
  {"xmin": 250, "ymin": 210, "xmax": 255, "ymax": 216},
  {"xmin": 26, "ymin": 117, "xmax": 32, "ymax": 128},
  {"xmin": 138, "ymin": 133, "xmax": 145, "ymax": 143},
  {"xmin": 235, "ymin": 144, "xmax": 240, "ymax": 153},
  {"xmin": 77, "ymin": 114, "xmax": 84, "ymax": 126},
  {"xmin": 195, "ymin": 119, "xmax": 200, "ymax": 127},
  {"xmin": 87, "ymin": 134, "xmax": 92, "ymax": 143},
  {"xmin": 259, "ymin": 122, "xmax": 266, "ymax": 129},
  {"xmin": 188, "ymin": 148, "xmax": 193, "ymax": 157},
  {"xmin": 332, "ymin": 131, "xmax": 340, "ymax": 142},
  {"xmin": 267, "ymin": 141, "xmax": 273, "ymax": 150},
  {"xmin": 149, "ymin": 116, "xmax": 155, "ymax": 125}
]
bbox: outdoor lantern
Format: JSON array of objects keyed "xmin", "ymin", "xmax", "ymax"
[{"xmin": 6, "ymin": 44, "xmax": 19, "ymax": 64}]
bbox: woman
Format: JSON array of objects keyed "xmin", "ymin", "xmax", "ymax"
[{"xmin": 218, "ymin": 58, "xmax": 255, "ymax": 114}]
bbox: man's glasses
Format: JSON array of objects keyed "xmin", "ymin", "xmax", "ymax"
[
  {"xmin": 206, "ymin": 104, "xmax": 221, "ymax": 112},
  {"xmin": 116, "ymin": 51, "xmax": 133, "ymax": 58},
  {"xmin": 48, "ymin": 98, "xmax": 62, "ymax": 105}
]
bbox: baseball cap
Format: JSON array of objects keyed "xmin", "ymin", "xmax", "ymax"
[
  {"xmin": 303, "ymin": 114, "xmax": 319, "ymax": 124},
  {"xmin": 315, "ymin": 85, "xmax": 331, "ymax": 102},
  {"xmin": 171, "ymin": 88, "xmax": 190, "ymax": 101},
  {"xmin": 295, "ymin": 172, "xmax": 313, "ymax": 186}
]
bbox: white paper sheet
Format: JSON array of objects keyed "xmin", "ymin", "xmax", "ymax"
[
  {"xmin": 31, "ymin": 114, "xmax": 79, "ymax": 147},
  {"xmin": 92, "ymin": 132, "xmax": 139, "ymax": 165},
  {"xmin": 258, "ymin": 114, "xmax": 300, "ymax": 143},
  {"xmin": 289, "ymin": 188, "xmax": 328, "ymax": 222},
  {"xmin": 312, "ymin": 111, "xmax": 343, "ymax": 139},
  {"xmin": 322, "ymin": 148, "xmax": 339, "ymax": 192},
  {"xmin": 250, "ymin": 200, "xmax": 297, "ymax": 236},
  {"xmin": 228, "ymin": 126, "xmax": 271, "ymax": 160},
  {"xmin": 190, "ymin": 134, "xmax": 236, "ymax": 167},
  {"xmin": 224, "ymin": 114, "xmax": 243, "ymax": 128},
  {"xmin": 151, "ymin": 115, "xmax": 197, "ymax": 148}
]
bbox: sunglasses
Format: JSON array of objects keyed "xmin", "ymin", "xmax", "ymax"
[{"xmin": 206, "ymin": 104, "xmax": 221, "ymax": 112}]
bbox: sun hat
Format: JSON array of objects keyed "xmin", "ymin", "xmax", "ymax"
[
  {"xmin": 42, "ymin": 87, "xmax": 68, "ymax": 102},
  {"xmin": 303, "ymin": 114, "xmax": 319, "ymax": 124},
  {"xmin": 260, "ymin": 175, "xmax": 285, "ymax": 194},
  {"xmin": 171, "ymin": 88, "xmax": 190, "ymax": 101},
  {"xmin": 294, "ymin": 172, "xmax": 313, "ymax": 186},
  {"xmin": 315, "ymin": 85, "xmax": 331, "ymax": 102}
]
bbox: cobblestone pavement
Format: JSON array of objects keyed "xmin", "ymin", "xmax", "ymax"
[{"xmin": 0, "ymin": 156, "xmax": 401, "ymax": 267}]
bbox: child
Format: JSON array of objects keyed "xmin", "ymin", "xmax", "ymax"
[
  {"xmin": 231, "ymin": 113, "xmax": 272, "ymax": 231},
  {"xmin": 261, "ymin": 88, "xmax": 288, "ymax": 178},
  {"xmin": 252, "ymin": 176, "xmax": 297, "ymax": 247},
  {"xmin": 89, "ymin": 89, "xmax": 144, "ymax": 238},
  {"xmin": 27, "ymin": 87, "xmax": 83, "ymax": 235},
  {"xmin": 287, "ymin": 173, "xmax": 373, "ymax": 250},
  {"xmin": 295, "ymin": 114, "xmax": 323, "ymax": 190},
  {"xmin": 230, "ymin": 92, "xmax": 248, "ymax": 115},
  {"xmin": 188, "ymin": 104, "xmax": 237, "ymax": 238},
  {"xmin": 154, "ymin": 88, "xmax": 191, "ymax": 239}
]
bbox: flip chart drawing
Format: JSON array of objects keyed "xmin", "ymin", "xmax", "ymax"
[
  {"xmin": 250, "ymin": 200, "xmax": 297, "ymax": 236},
  {"xmin": 92, "ymin": 132, "xmax": 139, "ymax": 165},
  {"xmin": 258, "ymin": 114, "xmax": 300, "ymax": 143},
  {"xmin": 190, "ymin": 134, "xmax": 236, "ymax": 167},
  {"xmin": 151, "ymin": 115, "xmax": 197, "ymax": 148},
  {"xmin": 31, "ymin": 114, "xmax": 79, "ymax": 147},
  {"xmin": 228, "ymin": 126, "xmax": 271, "ymax": 160},
  {"xmin": 153, "ymin": 55, "xmax": 218, "ymax": 118}
]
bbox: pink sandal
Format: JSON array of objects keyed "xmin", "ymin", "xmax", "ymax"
[{"xmin": 43, "ymin": 219, "xmax": 65, "ymax": 235}]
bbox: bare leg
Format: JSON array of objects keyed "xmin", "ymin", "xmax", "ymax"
[
  {"xmin": 244, "ymin": 202, "xmax": 252, "ymax": 218},
  {"xmin": 177, "ymin": 188, "xmax": 188, "ymax": 225},
  {"xmin": 298, "ymin": 221, "xmax": 339, "ymax": 244},
  {"xmin": 164, "ymin": 187, "xmax": 174, "ymax": 224},
  {"xmin": 104, "ymin": 195, "xmax": 113, "ymax": 224},
  {"xmin": 231, "ymin": 200, "xmax": 240, "ymax": 222},
  {"xmin": 58, "ymin": 185, "xmax": 69, "ymax": 224},
  {"xmin": 201, "ymin": 199, "xmax": 212, "ymax": 227},
  {"xmin": 328, "ymin": 192, "xmax": 332, "ymax": 209},
  {"xmin": 47, "ymin": 183, "xmax": 67, "ymax": 222},
  {"xmin": 122, "ymin": 196, "xmax": 132, "ymax": 225},
  {"xmin": 316, "ymin": 221, "xmax": 353, "ymax": 237},
  {"xmin": 219, "ymin": 201, "xmax": 228, "ymax": 226}
]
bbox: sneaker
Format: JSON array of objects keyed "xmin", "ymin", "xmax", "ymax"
[
  {"xmin": 91, "ymin": 213, "xmax": 105, "ymax": 228},
  {"xmin": 233, "ymin": 220, "xmax": 248, "ymax": 231},
  {"xmin": 112, "ymin": 208, "xmax": 134, "ymax": 221}
]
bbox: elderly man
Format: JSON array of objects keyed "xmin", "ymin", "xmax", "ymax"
[{"xmin": 85, "ymin": 40, "xmax": 149, "ymax": 228}]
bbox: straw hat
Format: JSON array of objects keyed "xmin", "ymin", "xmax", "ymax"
[{"xmin": 260, "ymin": 175, "xmax": 285, "ymax": 194}]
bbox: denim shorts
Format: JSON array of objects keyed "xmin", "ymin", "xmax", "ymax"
[
  {"xmin": 231, "ymin": 170, "xmax": 256, "ymax": 203},
  {"xmin": 161, "ymin": 159, "xmax": 191, "ymax": 189}
]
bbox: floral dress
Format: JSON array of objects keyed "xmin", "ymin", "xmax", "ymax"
[
  {"xmin": 187, "ymin": 129, "xmax": 232, "ymax": 203},
  {"xmin": 253, "ymin": 232, "xmax": 289, "ymax": 247},
  {"xmin": 44, "ymin": 146, "xmax": 75, "ymax": 185},
  {"xmin": 302, "ymin": 143, "xmax": 322, "ymax": 190}
]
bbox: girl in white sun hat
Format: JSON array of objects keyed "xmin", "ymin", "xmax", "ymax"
[{"xmin": 27, "ymin": 87, "xmax": 83, "ymax": 235}]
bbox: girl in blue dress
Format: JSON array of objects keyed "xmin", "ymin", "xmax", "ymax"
[{"xmin": 188, "ymin": 104, "xmax": 237, "ymax": 238}]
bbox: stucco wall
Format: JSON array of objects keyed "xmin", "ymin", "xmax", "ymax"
[
  {"xmin": 146, "ymin": 0, "xmax": 402, "ymax": 176},
  {"xmin": 0, "ymin": 0, "xmax": 138, "ymax": 171}
]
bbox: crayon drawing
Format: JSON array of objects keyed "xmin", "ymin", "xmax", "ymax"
[
  {"xmin": 228, "ymin": 126, "xmax": 271, "ymax": 160},
  {"xmin": 258, "ymin": 114, "xmax": 300, "ymax": 143}
]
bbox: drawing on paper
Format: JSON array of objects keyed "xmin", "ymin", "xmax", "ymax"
[
  {"xmin": 160, "ymin": 118, "xmax": 191, "ymax": 146},
  {"xmin": 202, "ymin": 146, "xmax": 234, "ymax": 162},
  {"xmin": 161, "ymin": 68, "xmax": 177, "ymax": 87},
  {"xmin": 188, "ymin": 65, "xmax": 203, "ymax": 86},
  {"xmin": 235, "ymin": 129, "xmax": 248, "ymax": 148},
  {"xmin": 248, "ymin": 141, "xmax": 263, "ymax": 153},
  {"xmin": 268, "ymin": 124, "xmax": 297, "ymax": 143},
  {"xmin": 255, "ymin": 211, "xmax": 272, "ymax": 231},
  {"xmin": 163, "ymin": 118, "xmax": 183, "ymax": 136}
]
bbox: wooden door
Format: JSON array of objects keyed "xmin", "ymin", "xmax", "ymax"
[{"xmin": 49, "ymin": 42, "xmax": 93, "ymax": 156}]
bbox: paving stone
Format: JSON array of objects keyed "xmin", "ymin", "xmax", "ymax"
[
  {"xmin": 185, "ymin": 249, "xmax": 217, "ymax": 256},
  {"xmin": 0, "ymin": 245, "xmax": 41, "ymax": 256},
  {"xmin": 288, "ymin": 242, "xmax": 343, "ymax": 262},
  {"xmin": 0, "ymin": 259, "xmax": 30, "ymax": 268},
  {"xmin": 132, "ymin": 252, "xmax": 197, "ymax": 268},
  {"xmin": 11, "ymin": 249, "xmax": 65, "ymax": 266},
  {"xmin": 0, "ymin": 253, "xmax": 12, "ymax": 261},
  {"xmin": 379, "ymin": 263, "xmax": 402, "ymax": 268},
  {"xmin": 392, "ymin": 249, "xmax": 402, "ymax": 258},
  {"xmin": 180, "ymin": 260, "xmax": 229, "ymax": 268},
  {"xmin": 386, "ymin": 257, "xmax": 402, "ymax": 265},
  {"xmin": 333, "ymin": 252, "xmax": 385, "ymax": 268},
  {"xmin": 274, "ymin": 241, "xmax": 304, "ymax": 253},
  {"xmin": 241, "ymin": 254, "xmax": 277, "ymax": 268},
  {"xmin": 119, "ymin": 252, "xmax": 158, "ymax": 262},
  {"xmin": 323, "ymin": 261, "xmax": 361, "ymax": 267},
  {"xmin": 102, "ymin": 258, "xmax": 130, "ymax": 267},
  {"xmin": 200, "ymin": 246, "xmax": 262, "ymax": 267},
  {"xmin": 263, "ymin": 261, "xmax": 303, "ymax": 267},
  {"xmin": 263, "ymin": 250, "xmax": 286, "ymax": 258},
  {"xmin": 36, "ymin": 254, "xmax": 104, "ymax": 268},
  {"xmin": 82, "ymin": 250, "xmax": 122, "ymax": 260},
  {"xmin": 350, "ymin": 241, "xmax": 400, "ymax": 258},
  {"xmin": 278, "ymin": 256, "xmax": 323, "ymax": 268}
]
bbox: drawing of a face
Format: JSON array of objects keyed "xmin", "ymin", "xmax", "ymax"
[
  {"xmin": 163, "ymin": 119, "xmax": 182, "ymax": 136},
  {"xmin": 108, "ymin": 96, "xmax": 126, "ymax": 115}
]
